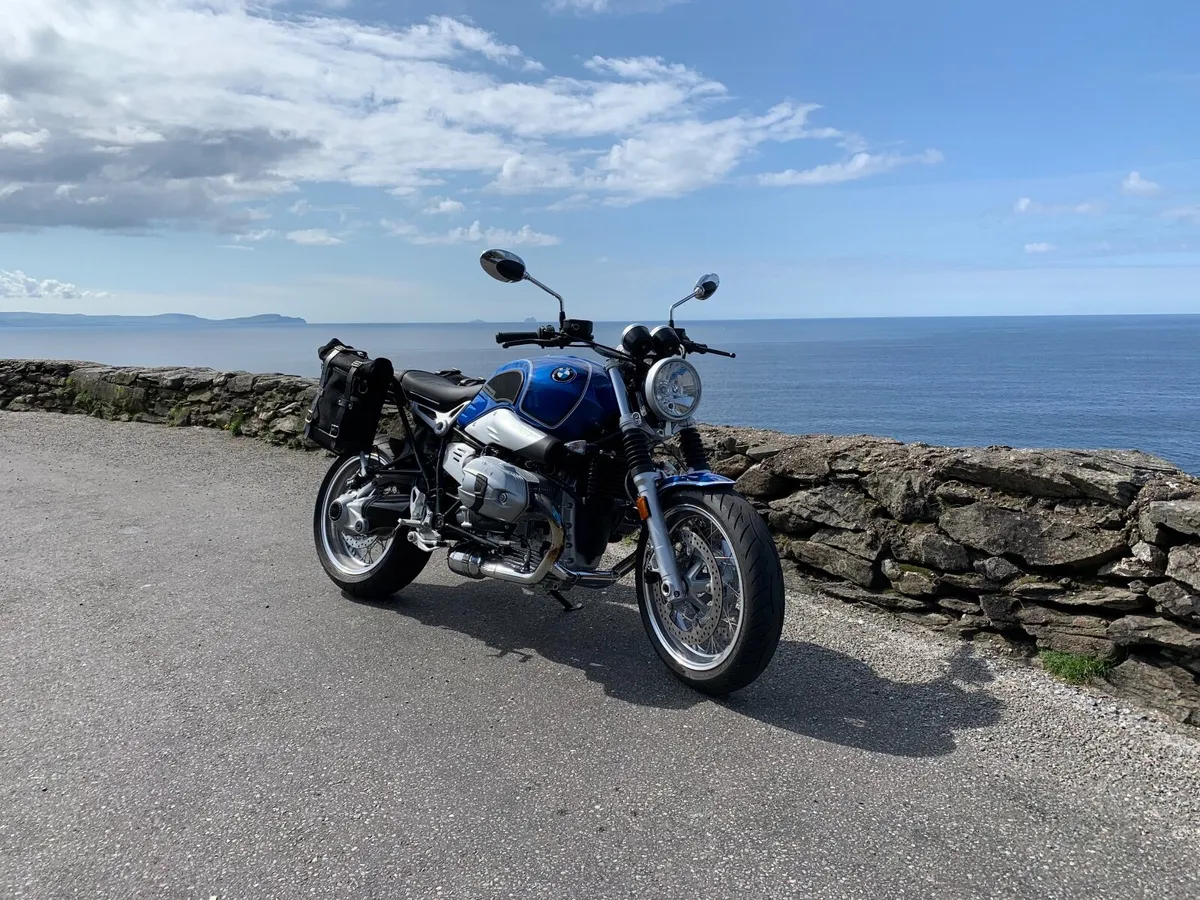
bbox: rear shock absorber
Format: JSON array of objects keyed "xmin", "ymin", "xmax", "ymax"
[{"xmin": 677, "ymin": 425, "xmax": 709, "ymax": 472}]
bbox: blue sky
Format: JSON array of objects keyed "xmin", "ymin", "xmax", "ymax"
[{"xmin": 1, "ymin": 0, "xmax": 1198, "ymax": 322}]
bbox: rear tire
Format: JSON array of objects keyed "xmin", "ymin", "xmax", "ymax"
[
  {"xmin": 313, "ymin": 451, "xmax": 430, "ymax": 599},
  {"xmin": 635, "ymin": 488, "xmax": 785, "ymax": 695}
]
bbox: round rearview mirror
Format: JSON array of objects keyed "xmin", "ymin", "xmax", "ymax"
[
  {"xmin": 694, "ymin": 273, "xmax": 719, "ymax": 300},
  {"xmin": 480, "ymin": 249, "xmax": 527, "ymax": 284}
]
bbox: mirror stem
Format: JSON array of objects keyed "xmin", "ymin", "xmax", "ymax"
[
  {"xmin": 669, "ymin": 289, "xmax": 701, "ymax": 328},
  {"xmin": 524, "ymin": 273, "xmax": 566, "ymax": 327}
]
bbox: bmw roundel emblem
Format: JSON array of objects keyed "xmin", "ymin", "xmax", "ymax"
[{"xmin": 552, "ymin": 366, "xmax": 577, "ymax": 383}]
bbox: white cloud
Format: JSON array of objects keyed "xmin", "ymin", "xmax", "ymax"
[
  {"xmin": 219, "ymin": 244, "xmax": 254, "ymax": 251},
  {"xmin": 548, "ymin": 0, "xmax": 689, "ymax": 13},
  {"xmin": 758, "ymin": 149, "xmax": 943, "ymax": 187},
  {"xmin": 0, "ymin": 2, "xmax": 930, "ymax": 231},
  {"xmin": 286, "ymin": 229, "xmax": 343, "ymax": 246},
  {"xmin": 1024, "ymin": 242, "xmax": 1056, "ymax": 254},
  {"xmin": 544, "ymin": 193, "xmax": 592, "ymax": 212},
  {"xmin": 550, "ymin": 0, "xmax": 612, "ymax": 9},
  {"xmin": 1122, "ymin": 171, "xmax": 1160, "ymax": 195},
  {"xmin": 1164, "ymin": 206, "xmax": 1200, "ymax": 224},
  {"xmin": 384, "ymin": 218, "xmax": 559, "ymax": 246},
  {"xmin": 234, "ymin": 229, "xmax": 276, "ymax": 242},
  {"xmin": 1014, "ymin": 197, "xmax": 1103, "ymax": 215},
  {"xmin": 0, "ymin": 129, "xmax": 50, "ymax": 149},
  {"xmin": 380, "ymin": 218, "xmax": 419, "ymax": 238},
  {"xmin": 490, "ymin": 102, "xmax": 866, "ymax": 200},
  {"xmin": 583, "ymin": 55, "xmax": 722, "ymax": 94},
  {"xmin": 0, "ymin": 269, "xmax": 109, "ymax": 299},
  {"xmin": 286, "ymin": 199, "xmax": 356, "ymax": 222},
  {"xmin": 424, "ymin": 197, "xmax": 466, "ymax": 215}
]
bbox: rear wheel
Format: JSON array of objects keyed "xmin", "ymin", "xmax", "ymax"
[
  {"xmin": 313, "ymin": 451, "xmax": 430, "ymax": 599},
  {"xmin": 635, "ymin": 488, "xmax": 785, "ymax": 695}
]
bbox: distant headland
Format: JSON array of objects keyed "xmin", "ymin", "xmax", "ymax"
[{"xmin": 0, "ymin": 312, "xmax": 307, "ymax": 328}]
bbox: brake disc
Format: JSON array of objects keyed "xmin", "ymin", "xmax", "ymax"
[{"xmin": 655, "ymin": 526, "xmax": 725, "ymax": 648}]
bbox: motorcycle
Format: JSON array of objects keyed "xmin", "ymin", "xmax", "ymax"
[{"xmin": 308, "ymin": 249, "xmax": 785, "ymax": 694}]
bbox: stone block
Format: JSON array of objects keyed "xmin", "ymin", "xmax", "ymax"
[
  {"xmin": 1104, "ymin": 657, "xmax": 1200, "ymax": 726},
  {"xmin": 1108, "ymin": 615, "xmax": 1200, "ymax": 652},
  {"xmin": 939, "ymin": 503, "xmax": 1127, "ymax": 569},
  {"xmin": 768, "ymin": 485, "xmax": 881, "ymax": 533},
  {"xmin": 890, "ymin": 523, "xmax": 971, "ymax": 572},
  {"xmin": 1140, "ymin": 500, "xmax": 1200, "ymax": 542},
  {"xmin": 1166, "ymin": 545, "xmax": 1200, "ymax": 592},
  {"xmin": 735, "ymin": 465, "xmax": 790, "ymax": 500},
  {"xmin": 881, "ymin": 559, "xmax": 939, "ymax": 596},
  {"xmin": 1148, "ymin": 581, "xmax": 1200, "ymax": 623}
]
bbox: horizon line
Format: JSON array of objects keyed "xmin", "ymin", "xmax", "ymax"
[
  {"xmin": 309, "ymin": 311, "xmax": 1200, "ymax": 325},
  {"xmin": 4, "ymin": 310, "xmax": 1200, "ymax": 327}
]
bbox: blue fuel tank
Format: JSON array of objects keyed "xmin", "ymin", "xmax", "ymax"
[{"xmin": 456, "ymin": 356, "xmax": 619, "ymax": 442}]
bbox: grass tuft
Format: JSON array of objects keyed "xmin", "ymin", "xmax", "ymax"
[
  {"xmin": 1038, "ymin": 649, "xmax": 1114, "ymax": 684},
  {"xmin": 227, "ymin": 410, "xmax": 247, "ymax": 437}
]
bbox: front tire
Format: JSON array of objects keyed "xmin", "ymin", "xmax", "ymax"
[
  {"xmin": 635, "ymin": 488, "xmax": 785, "ymax": 695},
  {"xmin": 313, "ymin": 451, "xmax": 430, "ymax": 599}
]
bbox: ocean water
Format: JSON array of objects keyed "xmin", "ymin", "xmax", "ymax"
[{"xmin": 2, "ymin": 315, "xmax": 1197, "ymax": 474}]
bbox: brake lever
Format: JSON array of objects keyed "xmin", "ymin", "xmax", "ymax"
[{"xmin": 681, "ymin": 339, "xmax": 735, "ymax": 359}]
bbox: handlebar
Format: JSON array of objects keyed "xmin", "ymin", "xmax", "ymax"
[
  {"xmin": 494, "ymin": 327, "xmax": 734, "ymax": 359},
  {"xmin": 495, "ymin": 330, "xmax": 540, "ymax": 344}
]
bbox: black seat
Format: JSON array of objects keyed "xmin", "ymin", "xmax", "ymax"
[{"xmin": 397, "ymin": 370, "xmax": 482, "ymax": 412}]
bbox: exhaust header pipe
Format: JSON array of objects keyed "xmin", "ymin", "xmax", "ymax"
[
  {"xmin": 447, "ymin": 496, "xmax": 564, "ymax": 586},
  {"xmin": 551, "ymin": 550, "xmax": 637, "ymax": 588}
]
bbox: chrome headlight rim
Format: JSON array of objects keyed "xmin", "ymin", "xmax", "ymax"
[{"xmin": 644, "ymin": 357, "xmax": 702, "ymax": 423}]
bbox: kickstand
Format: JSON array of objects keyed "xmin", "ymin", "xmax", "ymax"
[{"xmin": 549, "ymin": 589, "xmax": 583, "ymax": 612}]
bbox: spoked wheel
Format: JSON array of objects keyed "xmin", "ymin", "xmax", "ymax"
[
  {"xmin": 313, "ymin": 451, "xmax": 430, "ymax": 599},
  {"xmin": 635, "ymin": 488, "xmax": 784, "ymax": 695}
]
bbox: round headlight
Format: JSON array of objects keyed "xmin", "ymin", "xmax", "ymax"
[{"xmin": 644, "ymin": 357, "xmax": 702, "ymax": 423}]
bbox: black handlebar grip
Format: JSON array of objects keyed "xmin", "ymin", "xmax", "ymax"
[{"xmin": 495, "ymin": 331, "xmax": 539, "ymax": 344}]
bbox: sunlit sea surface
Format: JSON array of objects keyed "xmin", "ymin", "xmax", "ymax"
[{"xmin": 2, "ymin": 315, "xmax": 1197, "ymax": 473}]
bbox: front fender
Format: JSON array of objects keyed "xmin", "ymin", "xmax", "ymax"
[{"xmin": 657, "ymin": 470, "xmax": 736, "ymax": 495}]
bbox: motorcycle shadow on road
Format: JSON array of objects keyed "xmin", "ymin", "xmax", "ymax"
[{"xmin": 353, "ymin": 578, "xmax": 1005, "ymax": 760}]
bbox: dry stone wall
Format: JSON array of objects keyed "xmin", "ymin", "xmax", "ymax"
[
  {"xmin": 4, "ymin": 358, "xmax": 1199, "ymax": 725},
  {"xmin": 697, "ymin": 425, "xmax": 1200, "ymax": 726},
  {"xmin": 0, "ymin": 359, "xmax": 319, "ymax": 445}
]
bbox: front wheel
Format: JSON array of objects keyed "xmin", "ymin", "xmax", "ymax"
[
  {"xmin": 635, "ymin": 488, "xmax": 785, "ymax": 695},
  {"xmin": 313, "ymin": 451, "xmax": 431, "ymax": 599}
]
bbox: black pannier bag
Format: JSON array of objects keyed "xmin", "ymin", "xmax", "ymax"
[{"xmin": 304, "ymin": 338, "xmax": 395, "ymax": 454}]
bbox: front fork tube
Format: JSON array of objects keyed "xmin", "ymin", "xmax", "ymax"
[
  {"xmin": 633, "ymin": 470, "xmax": 688, "ymax": 603},
  {"xmin": 606, "ymin": 363, "xmax": 687, "ymax": 604}
]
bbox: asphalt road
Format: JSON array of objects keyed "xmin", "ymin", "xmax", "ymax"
[{"xmin": 2, "ymin": 411, "xmax": 1199, "ymax": 900}]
